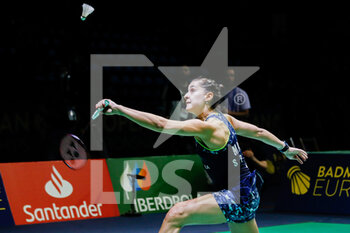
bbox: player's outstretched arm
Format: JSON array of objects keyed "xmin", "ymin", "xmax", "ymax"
[
  {"xmin": 95, "ymin": 99, "xmax": 215, "ymax": 137},
  {"xmin": 227, "ymin": 114, "xmax": 308, "ymax": 164}
]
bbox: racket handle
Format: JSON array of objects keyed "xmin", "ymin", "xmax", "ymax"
[
  {"xmin": 104, "ymin": 100, "xmax": 110, "ymax": 108},
  {"xmin": 91, "ymin": 100, "xmax": 111, "ymax": 120}
]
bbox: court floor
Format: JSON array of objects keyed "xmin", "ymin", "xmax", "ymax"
[
  {"xmin": 2, "ymin": 210, "xmax": 350, "ymax": 233},
  {"xmin": 217, "ymin": 222, "xmax": 350, "ymax": 233}
]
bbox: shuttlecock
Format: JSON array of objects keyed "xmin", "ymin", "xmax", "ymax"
[
  {"xmin": 287, "ymin": 166, "xmax": 311, "ymax": 195},
  {"xmin": 81, "ymin": 3, "xmax": 94, "ymax": 21}
]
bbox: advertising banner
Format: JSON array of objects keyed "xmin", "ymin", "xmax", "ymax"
[
  {"xmin": 277, "ymin": 151, "xmax": 350, "ymax": 214},
  {"xmin": 0, "ymin": 159, "xmax": 119, "ymax": 225},
  {"xmin": 0, "ymin": 173, "xmax": 15, "ymax": 226},
  {"xmin": 106, "ymin": 154, "xmax": 211, "ymax": 215}
]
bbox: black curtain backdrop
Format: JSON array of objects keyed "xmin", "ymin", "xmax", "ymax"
[{"xmin": 1, "ymin": 3, "xmax": 349, "ymax": 162}]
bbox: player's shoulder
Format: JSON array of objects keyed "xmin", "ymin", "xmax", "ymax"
[
  {"xmin": 203, "ymin": 113, "xmax": 229, "ymax": 127},
  {"xmin": 223, "ymin": 113, "xmax": 233, "ymax": 122},
  {"xmin": 206, "ymin": 116, "xmax": 223, "ymax": 125},
  {"xmin": 223, "ymin": 114, "xmax": 236, "ymax": 128},
  {"xmin": 223, "ymin": 113, "xmax": 233, "ymax": 121},
  {"xmin": 186, "ymin": 118, "xmax": 216, "ymax": 130},
  {"xmin": 204, "ymin": 115, "xmax": 228, "ymax": 130}
]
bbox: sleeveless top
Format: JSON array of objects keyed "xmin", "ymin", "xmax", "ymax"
[{"xmin": 195, "ymin": 112, "xmax": 252, "ymax": 191}]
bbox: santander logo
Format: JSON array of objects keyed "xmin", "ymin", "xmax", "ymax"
[{"xmin": 45, "ymin": 166, "xmax": 73, "ymax": 198}]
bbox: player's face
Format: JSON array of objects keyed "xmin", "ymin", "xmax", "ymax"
[{"xmin": 184, "ymin": 80, "xmax": 207, "ymax": 115}]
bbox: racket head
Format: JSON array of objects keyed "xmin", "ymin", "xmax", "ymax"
[{"xmin": 59, "ymin": 134, "xmax": 88, "ymax": 169}]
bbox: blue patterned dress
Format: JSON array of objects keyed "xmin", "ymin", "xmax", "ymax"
[{"xmin": 195, "ymin": 112, "xmax": 260, "ymax": 223}]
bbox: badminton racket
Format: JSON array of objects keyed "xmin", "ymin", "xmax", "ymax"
[{"xmin": 59, "ymin": 100, "xmax": 110, "ymax": 169}]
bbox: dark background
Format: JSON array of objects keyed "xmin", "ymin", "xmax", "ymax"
[{"xmin": 1, "ymin": 2, "xmax": 349, "ymax": 162}]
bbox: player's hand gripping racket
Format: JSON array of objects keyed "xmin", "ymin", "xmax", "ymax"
[
  {"xmin": 59, "ymin": 100, "xmax": 110, "ymax": 169},
  {"xmin": 92, "ymin": 100, "xmax": 110, "ymax": 120}
]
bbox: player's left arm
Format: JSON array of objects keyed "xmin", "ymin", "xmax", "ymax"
[{"xmin": 225, "ymin": 114, "xmax": 308, "ymax": 164}]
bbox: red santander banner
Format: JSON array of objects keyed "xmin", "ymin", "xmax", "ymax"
[{"xmin": 0, "ymin": 159, "xmax": 119, "ymax": 225}]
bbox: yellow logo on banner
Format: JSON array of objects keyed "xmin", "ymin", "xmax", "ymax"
[{"xmin": 287, "ymin": 166, "xmax": 311, "ymax": 195}]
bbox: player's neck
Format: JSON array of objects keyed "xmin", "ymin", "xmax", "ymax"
[{"xmin": 197, "ymin": 109, "xmax": 216, "ymax": 121}]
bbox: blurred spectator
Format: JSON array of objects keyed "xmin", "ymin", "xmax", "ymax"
[
  {"xmin": 243, "ymin": 144, "xmax": 288, "ymax": 190},
  {"xmin": 224, "ymin": 68, "xmax": 283, "ymax": 186},
  {"xmin": 226, "ymin": 68, "xmax": 251, "ymax": 119},
  {"xmin": 242, "ymin": 149, "xmax": 275, "ymax": 175}
]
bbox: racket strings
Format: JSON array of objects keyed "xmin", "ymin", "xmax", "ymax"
[{"xmin": 66, "ymin": 141, "xmax": 80, "ymax": 159}]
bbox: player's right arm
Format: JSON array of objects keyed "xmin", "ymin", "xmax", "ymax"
[{"xmin": 95, "ymin": 99, "xmax": 216, "ymax": 137}]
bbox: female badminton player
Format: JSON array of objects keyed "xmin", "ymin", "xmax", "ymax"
[{"xmin": 95, "ymin": 77, "xmax": 308, "ymax": 233}]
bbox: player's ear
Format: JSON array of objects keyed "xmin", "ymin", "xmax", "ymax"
[{"xmin": 205, "ymin": 92, "xmax": 214, "ymax": 102}]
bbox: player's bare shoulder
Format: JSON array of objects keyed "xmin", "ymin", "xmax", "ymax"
[
  {"xmin": 223, "ymin": 113, "xmax": 235, "ymax": 127},
  {"xmin": 206, "ymin": 116, "xmax": 225, "ymax": 128},
  {"xmin": 206, "ymin": 116, "xmax": 230, "ymax": 136}
]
